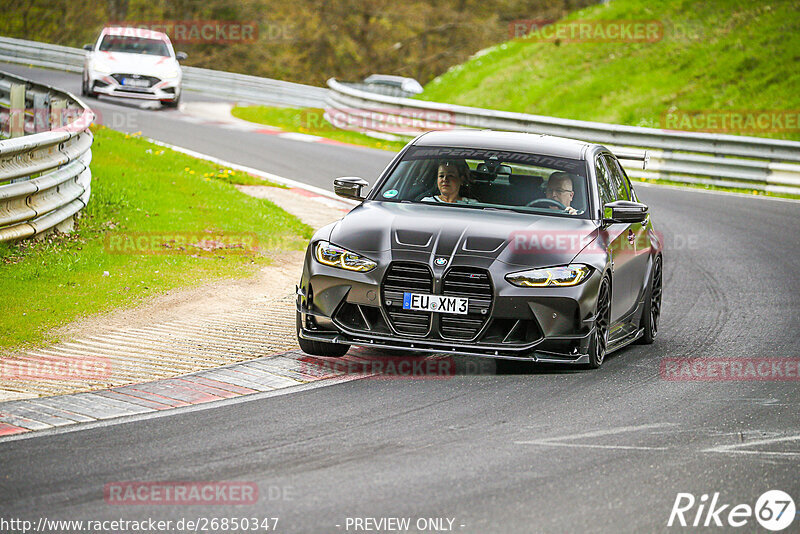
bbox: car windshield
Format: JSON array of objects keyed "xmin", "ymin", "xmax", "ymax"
[
  {"xmin": 373, "ymin": 145, "xmax": 591, "ymax": 218},
  {"xmin": 99, "ymin": 35, "xmax": 170, "ymax": 57}
]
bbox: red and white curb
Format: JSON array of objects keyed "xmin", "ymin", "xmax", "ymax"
[
  {"xmin": 0, "ymin": 110, "xmax": 384, "ymax": 441},
  {"xmin": 0, "ymin": 349, "xmax": 447, "ymax": 440}
]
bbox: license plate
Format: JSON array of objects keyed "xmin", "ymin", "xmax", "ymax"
[
  {"xmin": 403, "ymin": 292, "xmax": 468, "ymax": 315},
  {"xmin": 122, "ymin": 78, "xmax": 149, "ymax": 88}
]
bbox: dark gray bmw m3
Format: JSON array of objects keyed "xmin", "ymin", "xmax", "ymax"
[{"xmin": 296, "ymin": 130, "xmax": 663, "ymax": 369}]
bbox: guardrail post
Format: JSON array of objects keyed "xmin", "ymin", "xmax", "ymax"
[
  {"xmin": 9, "ymin": 83, "xmax": 25, "ymax": 137},
  {"xmin": 32, "ymin": 91, "xmax": 50, "ymax": 132},
  {"xmin": 53, "ymin": 214, "xmax": 76, "ymax": 234},
  {"xmin": 50, "ymin": 98, "xmax": 66, "ymax": 128}
]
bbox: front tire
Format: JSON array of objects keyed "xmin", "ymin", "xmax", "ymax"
[
  {"xmin": 637, "ymin": 255, "xmax": 662, "ymax": 345},
  {"xmin": 296, "ymin": 311, "xmax": 349, "ymax": 357},
  {"xmin": 82, "ymin": 74, "xmax": 97, "ymax": 98},
  {"xmin": 587, "ymin": 276, "xmax": 611, "ymax": 369}
]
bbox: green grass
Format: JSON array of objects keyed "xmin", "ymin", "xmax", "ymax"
[
  {"xmin": 419, "ymin": 0, "xmax": 800, "ymax": 141},
  {"xmin": 230, "ymin": 106, "xmax": 408, "ymax": 152},
  {"xmin": 0, "ymin": 126, "xmax": 312, "ymax": 351}
]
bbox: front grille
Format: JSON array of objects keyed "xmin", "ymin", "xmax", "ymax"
[
  {"xmin": 111, "ymin": 73, "xmax": 160, "ymax": 87},
  {"xmin": 441, "ymin": 267, "xmax": 493, "ymax": 340},
  {"xmin": 381, "ymin": 262, "xmax": 433, "ymax": 336}
]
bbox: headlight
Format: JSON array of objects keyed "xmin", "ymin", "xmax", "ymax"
[
  {"xmin": 90, "ymin": 60, "xmax": 112, "ymax": 74},
  {"xmin": 314, "ymin": 241, "xmax": 377, "ymax": 272},
  {"xmin": 162, "ymin": 66, "xmax": 180, "ymax": 79},
  {"xmin": 506, "ymin": 264, "xmax": 591, "ymax": 287}
]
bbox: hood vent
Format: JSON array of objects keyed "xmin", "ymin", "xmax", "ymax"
[{"xmin": 394, "ymin": 229, "xmax": 433, "ymax": 247}]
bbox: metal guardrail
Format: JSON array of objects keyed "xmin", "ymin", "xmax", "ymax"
[
  {"xmin": 0, "ymin": 71, "xmax": 94, "ymax": 242},
  {"xmin": 327, "ymin": 79, "xmax": 800, "ymax": 195},
  {"xmin": 0, "ymin": 36, "xmax": 329, "ymax": 108},
  {"xmin": 3, "ymin": 36, "xmax": 797, "ymax": 195}
]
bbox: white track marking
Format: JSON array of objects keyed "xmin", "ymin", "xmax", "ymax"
[
  {"xmin": 514, "ymin": 423, "xmax": 673, "ymax": 451},
  {"xmin": 703, "ymin": 434, "xmax": 800, "ymax": 457},
  {"xmin": 277, "ymin": 132, "xmax": 323, "ymax": 142},
  {"xmin": 519, "ymin": 442, "xmax": 670, "ymax": 451}
]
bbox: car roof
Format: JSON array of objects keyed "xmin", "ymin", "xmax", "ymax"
[
  {"xmin": 102, "ymin": 26, "xmax": 170, "ymax": 42},
  {"xmin": 412, "ymin": 130, "xmax": 592, "ymax": 160}
]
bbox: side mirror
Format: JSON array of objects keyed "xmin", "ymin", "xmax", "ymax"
[
  {"xmin": 603, "ymin": 200, "xmax": 648, "ymax": 224},
  {"xmin": 83, "ymin": 44, "xmax": 93, "ymax": 51},
  {"xmin": 334, "ymin": 177, "xmax": 369, "ymax": 201},
  {"xmin": 176, "ymin": 51, "xmax": 188, "ymax": 61}
]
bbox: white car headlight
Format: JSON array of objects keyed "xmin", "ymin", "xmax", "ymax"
[
  {"xmin": 161, "ymin": 65, "xmax": 180, "ymax": 79},
  {"xmin": 314, "ymin": 241, "xmax": 377, "ymax": 272},
  {"xmin": 90, "ymin": 59, "xmax": 113, "ymax": 74},
  {"xmin": 506, "ymin": 264, "xmax": 592, "ymax": 287}
]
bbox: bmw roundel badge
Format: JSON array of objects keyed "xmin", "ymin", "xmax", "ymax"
[{"xmin": 435, "ymin": 257, "xmax": 448, "ymax": 266}]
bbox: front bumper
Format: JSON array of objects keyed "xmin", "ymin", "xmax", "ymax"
[
  {"xmin": 298, "ymin": 306, "xmax": 592, "ymax": 364},
  {"xmin": 88, "ymin": 71, "xmax": 181, "ymax": 101},
  {"xmin": 298, "ymin": 249, "xmax": 601, "ymax": 364}
]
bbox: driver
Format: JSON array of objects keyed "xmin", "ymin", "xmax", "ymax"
[
  {"xmin": 421, "ymin": 160, "xmax": 478, "ymax": 204},
  {"xmin": 544, "ymin": 172, "xmax": 579, "ymax": 215}
]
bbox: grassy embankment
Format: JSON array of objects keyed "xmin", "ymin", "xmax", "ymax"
[
  {"xmin": 0, "ymin": 126, "xmax": 311, "ymax": 351},
  {"xmin": 234, "ymin": 0, "xmax": 800, "ymax": 198},
  {"xmin": 419, "ymin": 0, "xmax": 800, "ymax": 198},
  {"xmin": 421, "ymin": 0, "xmax": 800, "ymax": 140}
]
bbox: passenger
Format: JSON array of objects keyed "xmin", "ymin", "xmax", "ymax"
[
  {"xmin": 544, "ymin": 172, "xmax": 579, "ymax": 215},
  {"xmin": 421, "ymin": 160, "xmax": 478, "ymax": 204}
]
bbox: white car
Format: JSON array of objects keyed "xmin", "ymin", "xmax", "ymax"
[{"xmin": 82, "ymin": 27, "xmax": 186, "ymax": 108}]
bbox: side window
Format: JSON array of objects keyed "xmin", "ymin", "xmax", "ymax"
[
  {"xmin": 604, "ymin": 155, "xmax": 631, "ymax": 201},
  {"xmin": 617, "ymin": 161, "xmax": 637, "ymax": 202},
  {"xmin": 594, "ymin": 157, "xmax": 615, "ymax": 206}
]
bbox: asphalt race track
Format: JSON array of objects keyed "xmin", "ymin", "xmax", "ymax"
[
  {"xmin": 0, "ymin": 63, "xmax": 391, "ymax": 189},
  {"xmin": 1, "ymin": 63, "xmax": 799, "ymax": 533}
]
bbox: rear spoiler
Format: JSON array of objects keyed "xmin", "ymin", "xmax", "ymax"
[{"xmin": 614, "ymin": 150, "xmax": 649, "ymax": 170}]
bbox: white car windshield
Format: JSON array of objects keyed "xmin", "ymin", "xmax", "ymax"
[
  {"xmin": 374, "ymin": 146, "xmax": 591, "ymax": 218},
  {"xmin": 99, "ymin": 35, "xmax": 170, "ymax": 57}
]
